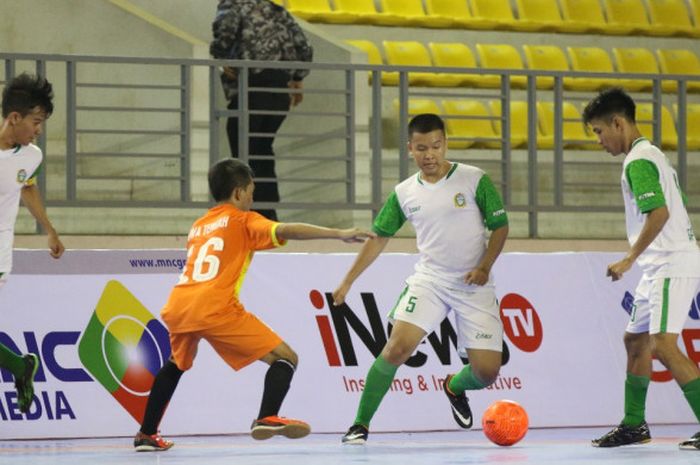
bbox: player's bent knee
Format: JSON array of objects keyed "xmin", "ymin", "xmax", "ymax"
[
  {"xmin": 276, "ymin": 344, "xmax": 299, "ymax": 366},
  {"xmin": 650, "ymin": 335, "xmax": 681, "ymax": 363},
  {"xmin": 162, "ymin": 360, "xmax": 186, "ymax": 379},
  {"xmin": 623, "ymin": 332, "xmax": 649, "ymax": 356},
  {"xmin": 381, "ymin": 342, "xmax": 414, "ymax": 365},
  {"xmin": 474, "ymin": 367, "xmax": 500, "ymax": 386}
]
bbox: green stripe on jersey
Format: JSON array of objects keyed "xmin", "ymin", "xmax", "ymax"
[
  {"xmin": 660, "ymin": 278, "xmax": 670, "ymax": 333},
  {"xmin": 445, "ymin": 163, "xmax": 458, "ymax": 179},
  {"xmin": 28, "ymin": 162, "xmax": 43, "ymax": 182},
  {"xmin": 475, "ymin": 175, "xmax": 508, "ymax": 231},
  {"xmin": 388, "ymin": 286, "xmax": 409, "ymax": 320},
  {"xmin": 372, "ymin": 191, "xmax": 406, "ymax": 237},
  {"xmin": 625, "ymin": 159, "xmax": 665, "ymax": 213}
]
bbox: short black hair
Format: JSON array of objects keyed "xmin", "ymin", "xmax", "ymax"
[
  {"xmin": 408, "ymin": 113, "xmax": 445, "ymax": 137},
  {"xmin": 208, "ymin": 159, "xmax": 254, "ymax": 202},
  {"xmin": 582, "ymin": 87, "xmax": 636, "ymax": 125},
  {"xmin": 2, "ymin": 73, "xmax": 54, "ymax": 118}
]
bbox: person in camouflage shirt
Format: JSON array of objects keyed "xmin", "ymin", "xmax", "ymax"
[{"xmin": 211, "ymin": 0, "xmax": 313, "ymax": 221}]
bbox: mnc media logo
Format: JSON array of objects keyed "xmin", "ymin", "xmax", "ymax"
[{"xmin": 78, "ymin": 280, "xmax": 170, "ymax": 422}]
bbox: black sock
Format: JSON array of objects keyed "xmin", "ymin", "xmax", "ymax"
[
  {"xmin": 140, "ymin": 361, "xmax": 184, "ymax": 435},
  {"xmin": 257, "ymin": 359, "xmax": 295, "ymax": 419}
]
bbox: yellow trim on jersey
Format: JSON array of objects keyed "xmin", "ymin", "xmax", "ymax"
[
  {"xmin": 234, "ymin": 251, "xmax": 254, "ymax": 297},
  {"xmin": 271, "ymin": 223, "xmax": 285, "ymax": 248},
  {"xmin": 26, "ymin": 162, "xmax": 42, "ymax": 186}
]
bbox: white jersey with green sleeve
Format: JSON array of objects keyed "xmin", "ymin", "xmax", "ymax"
[
  {"xmin": 622, "ymin": 138, "xmax": 700, "ymax": 278},
  {"xmin": 0, "ymin": 143, "xmax": 43, "ymax": 274},
  {"xmin": 373, "ymin": 162, "xmax": 508, "ymax": 288}
]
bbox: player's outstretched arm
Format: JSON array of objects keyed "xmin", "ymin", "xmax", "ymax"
[
  {"xmin": 607, "ymin": 206, "xmax": 668, "ymax": 281},
  {"xmin": 465, "ymin": 224, "xmax": 509, "ymax": 286},
  {"xmin": 275, "ymin": 222, "xmax": 375, "ymax": 243},
  {"xmin": 333, "ymin": 236, "xmax": 390, "ymax": 305},
  {"xmin": 20, "ymin": 184, "xmax": 64, "ymax": 259}
]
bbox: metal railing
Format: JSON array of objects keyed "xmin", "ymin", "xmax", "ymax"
[{"xmin": 2, "ymin": 52, "xmax": 698, "ymax": 236}]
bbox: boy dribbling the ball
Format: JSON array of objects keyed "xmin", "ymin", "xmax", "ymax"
[{"xmin": 334, "ymin": 113, "xmax": 509, "ymax": 444}]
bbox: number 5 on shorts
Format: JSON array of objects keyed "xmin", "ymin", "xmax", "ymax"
[{"xmin": 405, "ymin": 296, "xmax": 417, "ymax": 313}]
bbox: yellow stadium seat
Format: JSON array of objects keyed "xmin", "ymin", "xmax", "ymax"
[
  {"xmin": 425, "ymin": 0, "xmax": 501, "ymax": 30},
  {"xmin": 691, "ymin": 0, "xmax": 700, "ymax": 36},
  {"xmin": 646, "ymin": 0, "xmax": 695, "ymax": 37},
  {"xmin": 559, "ymin": 0, "xmax": 612, "ymax": 34},
  {"xmin": 488, "ymin": 100, "xmax": 529, "ymax": 148},
  {"xmin": 674, "ymin": 104, "xmax": 700, "ymax": 150},
  {"xmin": 428, "ymin": 42, "xmax": 483, "ymax": 87},
  {"xmin": 514, "ymin": 0, "xmax": 564, "ymax": 32},
  {"xmin": 476, "ymin": 44, "xmax": 528, "ymax": 89},
  {"xmin": 657, "ymin": 49, "xmax": 700, "ymax": 93},
  {"xmin": 442, "ymin": 100, "xmax": 500, "ymax": 149},
  {"xmin": 538, "ymin": 102, "xmax": 599, "ymax": 150},
  {"xmin": 522, "ymin": 45, "xmax": 570, "ymax": 90},
  {"xmin": 379, "ymin": 0, "xmax": 454, "ymax": 28},
  {"xmin": 270, "ymin": 0, "xmax": 285, "ymax": 5},
  {"xmin": 612, "ymin": 47, "xmax": 659, "ymax": 92},
  {"xmin": 602, "ymin": 0, "xmax": 652, "ymax": 35},
  {"xmin": 286, "ymin": 0, "xmax": 355, "ymax": 23},
  {"xmin": 469, "ymin": 0, "xmax": 524, "ymax": 30},
  {"xmin": 345, "ymin": 40, "xmax": 382, "ymax": 65},
  {"xmin": 636, "ymin": 104, "xmax": 678, "ymax": 150},
  {"xmin": 334, "ymin": 0, "xmax": 403, "ymax": 26},
  {"xmin": 382, "ymin": 41, "xmax": 437, "ymax": 87},
  {"xmin": 392, "ymin": 98, "xmax": 442, "ymax": 117},
  {"xmin": 567, "ymin": 47, "xmax": 645, "ymax": 92},
  {"xmin": 345, "ymin": 40, "xmax": 381, "ymax": 85}
]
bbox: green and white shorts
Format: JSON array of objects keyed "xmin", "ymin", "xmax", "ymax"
[
  {"xmin": 388, "ymin": 275, "xmax": 503, "ymax": 352},
  {"xmin": 627, "ymin": 277, "xmax": 700, "ymax": 334}
]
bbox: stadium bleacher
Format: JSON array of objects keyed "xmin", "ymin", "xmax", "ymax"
[
  {"xmin": 4, "ymin": 0, "xmax": 699, "ymax": 237},
  {"xmin": 284, "ymin": 0, "xmax": 700, "ymax": 37}
]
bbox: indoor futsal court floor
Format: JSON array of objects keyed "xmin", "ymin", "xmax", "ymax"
[{"xmin": 1, "ymin": 424, "xmax": 697, "ymax": 465}]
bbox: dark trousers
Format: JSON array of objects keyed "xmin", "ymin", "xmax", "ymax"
[{"xmin": 226, "ymin": 70, "xmax": 290, "ymax": 221}]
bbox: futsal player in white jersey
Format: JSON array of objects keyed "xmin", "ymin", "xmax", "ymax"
[
  {"xmin": 333, "ymin": 113, "xmax": 509, "ymax": 444},
  {"xmin": 583, "ymin": 88, "xmax": 700, "ymax": 450},
  {"xmin": 0, "ymin": 73, "xmax": 64, "ymax": 414}
]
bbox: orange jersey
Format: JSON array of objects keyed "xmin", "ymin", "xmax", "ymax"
[{"xmin": 161, "ymin": 204, "xmax": 285, "ymax": 333}]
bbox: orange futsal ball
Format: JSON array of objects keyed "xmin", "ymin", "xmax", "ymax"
[{"xmin": 481, "ymin": 400, "xmax": 529, "ymax": 446}]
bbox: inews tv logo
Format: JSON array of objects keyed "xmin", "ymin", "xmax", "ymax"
[
  {"xmin": 310, "ymin": 289, "xmax": 544, "ymax": 367},
  {"xmin": 77, "ymin": 281, "xmax": 171, "ymax": 422}
]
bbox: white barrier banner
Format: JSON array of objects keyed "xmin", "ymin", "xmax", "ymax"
[{"xmin": 1, "ymin": 250, "xmax": 698, "ymax": 439}]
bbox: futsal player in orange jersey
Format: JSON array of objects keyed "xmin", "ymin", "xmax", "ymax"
[{"xmin": 134, "ymin": 158, "xmax": 373, "ymax": 451}]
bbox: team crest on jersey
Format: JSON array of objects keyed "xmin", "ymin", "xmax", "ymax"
[
  {"xmin": 454, "ymin": 192, "xmax": 466, "ymax": 208},
  {"xmin": 16, "ymin": 169, "xmax": 27, "ymax": 183}
]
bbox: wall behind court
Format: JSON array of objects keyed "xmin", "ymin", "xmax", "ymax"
[{"xmin": 0, "ymin": 250, "xmax": 697, "ymax": 439}]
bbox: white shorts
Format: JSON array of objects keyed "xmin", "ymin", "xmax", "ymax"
[
  {"xmin": 388, "ymin": 276, "xmax": 503, "ymax": 352},
  {"xmin": 627, "ymin": 277, "xmax": 700, "ymax": 334}
]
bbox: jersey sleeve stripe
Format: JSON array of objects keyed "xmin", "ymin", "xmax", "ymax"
[
  {"xmin": 234, "ymin": 251, "xmax": 254, "ymax": 296},
  {"xmin": 270, "ymin": 222, "xmax": 285, "ymax": 247}
]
